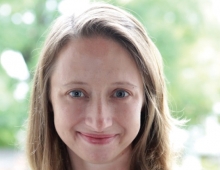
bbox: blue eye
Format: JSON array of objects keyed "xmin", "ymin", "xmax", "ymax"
[
  {"xmin": 113, "ymin": 90, "xmax": 129, "ymax": 98},
  {"xmin": 69, "ymin": 90, "xmax": 85, "ymax": 97}
]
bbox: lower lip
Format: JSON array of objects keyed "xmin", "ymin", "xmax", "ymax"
[{"xmin": 78, "ymin": 133, "xmax": 116, "ymax": 145}]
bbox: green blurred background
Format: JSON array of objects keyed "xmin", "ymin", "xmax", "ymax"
[{"xmin": 0, "ymin": 0, "xmax": 220, "ymax": 169}]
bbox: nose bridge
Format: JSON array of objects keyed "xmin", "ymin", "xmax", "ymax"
[
  {"xmin": 94, "ymin": 95, "xmax": 104, "ymax": 115},
  {"xmin": 85, "ymin": 95, "xmax": 112, "ymax": 131}
]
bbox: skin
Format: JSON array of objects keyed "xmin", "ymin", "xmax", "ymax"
[{"xmin": 50, "ymin": 36, "xmax": 144, "ymax": 170}]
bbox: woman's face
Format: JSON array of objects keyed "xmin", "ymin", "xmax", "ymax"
[{"xmin": 50, "ymin": 36, "xmax": 143, "ymax": 166}]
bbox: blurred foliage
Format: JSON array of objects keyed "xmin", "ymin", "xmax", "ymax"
[
  {"xmin": 201, "ymin": 156, "xmax": 220, "ymax": 170},
  {"xmin": 0, "ymin": 0, "xmax": 220, "ymax": 147}
]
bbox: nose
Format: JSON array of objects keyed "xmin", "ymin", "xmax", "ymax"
[{"xmin": 85, "ymin": 98, "xmax": 112, "ymax": 132}]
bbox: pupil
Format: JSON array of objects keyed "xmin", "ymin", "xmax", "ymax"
[{"xmin": 75, "ymin": 91, "xmax": 80, "ymax": 96}]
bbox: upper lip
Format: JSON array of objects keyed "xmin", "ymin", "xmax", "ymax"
[{"xmin": 78, "ymin": 132, "xmax": 116, "ymax": 138}]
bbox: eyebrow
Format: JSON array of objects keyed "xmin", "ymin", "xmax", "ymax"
[
  {"xmin": 62, "ymin": 81, "xmax": 137, "ymax": 88},
  {"xmin": 62, "ymin": 81, "xmax": 89, "ymax": 87},
  {"xmin": 111, "ymin": 81, "xmax": 138, "ymax": 88}
]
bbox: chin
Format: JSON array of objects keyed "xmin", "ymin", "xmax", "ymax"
[{"xmin": 83, "ymin": 152, "xmax": 113, "ymax": 164}]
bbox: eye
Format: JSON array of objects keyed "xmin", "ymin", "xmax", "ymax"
[
  {"xmin": 113, "ymin": 90, "xmax": 129, "ymax": 98},
  {"xmin": 69, "ymin": 90, "xmax": 85, "ymax": 98}
]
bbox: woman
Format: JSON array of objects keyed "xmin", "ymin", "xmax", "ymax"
[{"xmin": 26, "ymin": 2, "xmax": 179, "ymax": 170}]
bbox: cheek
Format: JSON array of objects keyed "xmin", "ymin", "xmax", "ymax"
[
  {"xmin": 52, "ymin": 100, "xmax": 85, "ymax": 133},
  {"xmin": 116, "ymin": 101, "xmax": 142, "ymax": 132}
]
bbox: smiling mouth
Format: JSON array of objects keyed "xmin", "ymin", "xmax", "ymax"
[{"xmin": 78, "ymin": 132, "xmax": 117, "ymax": 145}]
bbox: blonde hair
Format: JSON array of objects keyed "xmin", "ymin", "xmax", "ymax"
[{"xmin": 27, "ymin": 3, "xmax": 177, "ymax": 170}]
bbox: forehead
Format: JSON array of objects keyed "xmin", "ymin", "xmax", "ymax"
[
  {"xmin": 62, "ymin": 36, "xmax": 128, "ymax": 59},
  {"xmin": 51, "ymin": 36, "xmax": 142, "ymax": 85},
  {"xmin": 56, "ymin": 36, "xmax": 134, "ymax": 66}
]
